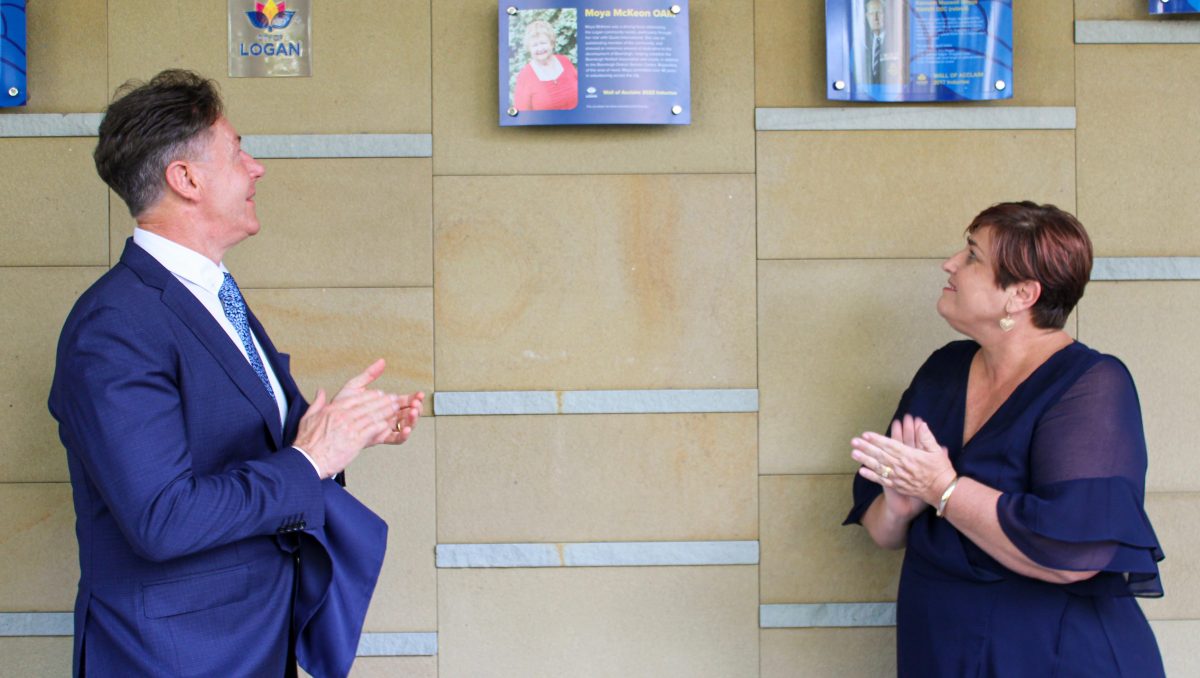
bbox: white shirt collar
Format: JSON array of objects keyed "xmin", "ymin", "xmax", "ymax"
[{"xmin": 133, "ymin": 227, "xmax": 228, "ymax": 294}]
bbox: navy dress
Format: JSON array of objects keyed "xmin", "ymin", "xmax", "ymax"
[{"xmin": 846, "ymin": 341, "xmax": 1165, "ymax": 677}]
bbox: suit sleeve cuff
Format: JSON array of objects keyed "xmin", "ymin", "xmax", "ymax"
[{"xmin": 292, "ymin": 446, "xmax": 324, "ymax": 479}]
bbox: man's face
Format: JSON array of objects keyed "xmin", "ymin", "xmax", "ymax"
[
  {"xmin": 866, "ymin": 1, "xmax": 884, "ymax": 33},
  {"xmin": 191, "ymin": 117, "xmax": 266, "ymax": 251}
]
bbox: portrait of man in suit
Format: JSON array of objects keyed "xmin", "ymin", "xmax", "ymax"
[
  {"xmin": 865, "ymin": 0, "xmax": 887, "ymax": 83},
  {"xmin": 48, "ymin": 70, "xmax": 424, "ymax": 677}
]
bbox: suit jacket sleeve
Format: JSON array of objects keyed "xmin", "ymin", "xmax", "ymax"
[{"xmin": 52, "ymin": 301, "xmax": 324, "ymax": 563}]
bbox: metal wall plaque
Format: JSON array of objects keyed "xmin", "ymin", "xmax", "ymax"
[
  {"xmin": 228, "ymin": 0, "xmax": 312, "ymax": 77},
  {"xmin": 1, "ymin": 0, "xmax": 27, "ymax": 107},
  {"xmin": 499, "ymin": 0, "xmax": 692, "ymax": 126},
  {"xmin": 826, "ymin": 0, "xmax": 1013, "ymax": 103},
  {"xmin": 1150, "ymin": 0, "xmax": 1200, "ymax": 14}
]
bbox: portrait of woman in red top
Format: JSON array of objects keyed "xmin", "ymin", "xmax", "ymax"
[{"xmin": 512, "ymin": 20, "xmax": 578, "ymax": 111}]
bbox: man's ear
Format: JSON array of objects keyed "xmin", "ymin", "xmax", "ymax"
[
  {"xmin": 163, "ymin": 159, "xmax": 201, "ymax": 202},
  {"xmin": 1008, "ymin": 279, "xmax": 1042, "ymax": 314}
]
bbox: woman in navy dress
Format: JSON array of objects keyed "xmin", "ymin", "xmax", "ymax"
[{"xmin": 845, "ymin": 202, "xmax": 1165, "ymax": 676}]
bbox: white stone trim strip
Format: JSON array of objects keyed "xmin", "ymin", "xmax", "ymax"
[
  {"xmin": 1076, "ymin": 20, "xmax": 1200, "ymax": 44},
  {"xmin": 242, "ymin": 134, "xmax": 433, "ymax": 158},
  {"xmin": 0, "ymin": 113, "xmax": 104, "ymax": 137},
  {"xmin": 562, "ymin": 389, "xmax": 759, "ymax": 414},
  {"xmin": 0, "ymin": 115, "xmax": 433, "ymax": 158},
  {"xmin": 433, "ymin": 390, "xmax": 560, "ymax": 415},
  {"xmin": 437, "ymin": 543, "xmax": 563, "ymax": 567},
  {"xmin": 357, "ymin": 632, "xmax": 439, "ymax": 656},
  {"xmin": 436, "ymin": 540, "xmax": 760, "ymax": 568},
  {"xmin": 0, "ymin": 613, "xmax": 438, "ymax": 656},
  {"xmin": 760, "ymin": 603, "xmax": 896, "ymax": 628},
  {"xmin": 755, "ymin": 107, "xmax": 1075, "ymax": 131},
  {"xmin": 0, "ymin": 612, "xmax": 73, "ymax": 636},
  {"xmin": 1092, "ymin": 257, "xmax": 1200, "ymax": 281},
  {"xmin": 433, "ymin": 389, "xmax": 758, "ymax": 415}
]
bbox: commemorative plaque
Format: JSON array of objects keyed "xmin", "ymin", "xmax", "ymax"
[
  {"xmin": 826, "ymin": 0, "xmax": 1013, "ymax": 103},
  {"xmin": 499, "ymin": 0, "xmax": 691, "ymax": 126}
]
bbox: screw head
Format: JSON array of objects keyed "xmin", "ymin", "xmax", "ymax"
[
  {"xmin": 506, "ymin": 6, "xmax": 517, "ymax": 15},
  {"xmin": 671, "ymin": 4, "xmax": 681, "ymax": 13},
  {"xmin": 671, "ymin": 105, "xmax": 683, "ymax": 115},
  {"xmin": 833, "ymin": 80, "xmax": 846, "ymax": 91},
  {"xmin": 507, "ymin": 107, "xmax": 519, "ymax": 117},
  {"xmin": 6, "ymin": 87, "xmax": 17, "ymax": 97},
  {"xmin": 995, "ymin": 80, "xmax": 1007, "ymax": 91}
]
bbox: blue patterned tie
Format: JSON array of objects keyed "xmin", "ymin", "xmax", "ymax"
[
  {"xmin": 872, "ymin": 34, "xmax": 883, "ymax": 79},
  {"xmin": 218, "ymin": 272, "xmax": 275, "ymax": 399}
]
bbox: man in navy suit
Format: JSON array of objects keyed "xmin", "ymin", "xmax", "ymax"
[{"xmin": 48, "ymin": 70, "xmax": 424, "ymax": 677}]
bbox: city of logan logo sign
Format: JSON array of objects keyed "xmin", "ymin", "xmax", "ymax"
[{"xmin": 228, "ymin": 0, "xmax": 311, "ymax": 77}]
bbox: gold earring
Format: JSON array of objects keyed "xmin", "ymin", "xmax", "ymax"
[{"xmin": 999, "ymin": 313, "xmax": 1015, "ymax": 332}]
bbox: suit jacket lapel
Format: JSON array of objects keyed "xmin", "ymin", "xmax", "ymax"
[
  {"xmin": 120, "ymin": 240, "xmax": 285, "ymax": 449},
  {"xmin": 246, "ymin": 307, "xmax": 307, "ymax": 442}
]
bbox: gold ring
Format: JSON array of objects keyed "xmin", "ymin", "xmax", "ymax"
[{"xmin": 880, "ymin": 465, "xmax": 892, "ymax": 479}]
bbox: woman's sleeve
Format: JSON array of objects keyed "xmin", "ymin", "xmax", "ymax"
[{"xmin": 996, "ymin": 357, "xmax": 1164, "ymax": 596}]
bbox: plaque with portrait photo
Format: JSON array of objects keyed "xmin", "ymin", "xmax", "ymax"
[
  {"xmin": 826, "ymin": 0, "xmax": 1013, "ymax": 103},
  {"xmin": 499, "ymin": 0, "xmax": 691, "ymax": 126}
]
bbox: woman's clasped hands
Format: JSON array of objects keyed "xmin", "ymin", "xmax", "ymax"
[{"xmin": 851, "ymin": 414, "xmax": 959, "ymax": 512}]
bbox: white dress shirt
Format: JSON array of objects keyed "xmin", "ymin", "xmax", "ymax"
[{"xmin": 133, "ymin": 228, "xmax": 322, "ymax": 477}]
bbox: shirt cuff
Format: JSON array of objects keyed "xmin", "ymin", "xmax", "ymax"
[{"xmin": 292, "ymin": 446, "xmax": 324, "ymax": 479}]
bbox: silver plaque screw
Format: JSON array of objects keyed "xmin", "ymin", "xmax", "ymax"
[
  {"xmin": 507, "ymin": 107, "xmax": 519, "ymax": 117},
  {"xmin": 671, "ymin": 105, "xmax": 683, "ymax": 115},
  {"xmin": 6, "ymin": 87, "xmax": 17, "ymax": 97},
  {"xmin": 670, "ymin": 4, "xmax": 681, "ymax": 13},
  {"xmin": 995, "ymin": 80, "xmax": 1007, "ymax": 91},
  {"xmin": 833, "ymin": 80, "xmax": 847, "ymax": 91},
  {"xmin": 507, "ymin": 6, "xmax": 517, "ymax": 15}
]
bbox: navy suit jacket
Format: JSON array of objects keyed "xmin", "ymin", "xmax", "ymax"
[{"xmin": 48, "ymin": 240, "xmax": 386, "ymax": 677}]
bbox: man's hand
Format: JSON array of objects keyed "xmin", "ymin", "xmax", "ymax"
[
  {"xmin": 293, "ymin": 359, "xmax": 426, "ymax": 478},
  {"xmin": 379, "ymin": 389, "xmax": 424, "ymax": 445},
  {"xmin": 332, "ymin": 359, "xmax": 425, "ymax": 446},
  {"xmin": 293, "ymin": 388, "xmax": 398, "ymax": 479}
]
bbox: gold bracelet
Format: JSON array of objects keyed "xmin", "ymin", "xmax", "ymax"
[{"xmin": 936, "ymin": 476, "xmax": 960, "ymax": 518}]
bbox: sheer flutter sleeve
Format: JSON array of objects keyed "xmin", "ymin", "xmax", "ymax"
[{"xmin": 996, "ymin": 356, "xmax": 1164, "ymax": 596}]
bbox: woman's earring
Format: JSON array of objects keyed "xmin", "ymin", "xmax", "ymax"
[{"xmin": 999, "ymin": 314, "xmax": 1015, "ymax": 332}]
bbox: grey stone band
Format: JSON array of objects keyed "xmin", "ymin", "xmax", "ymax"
[{"xmin": 436, "ymin": 540, "xmax": 760, "ymax": 568}]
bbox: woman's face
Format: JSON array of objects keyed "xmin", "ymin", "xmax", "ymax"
[
  {"xmin": 527, "ymin": 33, "xmax": 554, "ymax": 64},
  {"xmin": 937, "ymin": 226, "xmax": 1012, "ymax": 335}
]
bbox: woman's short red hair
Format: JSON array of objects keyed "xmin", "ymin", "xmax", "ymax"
[{"xmin": 967, "ymin": 201, "xmax": 1093, "ymax": 330}]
